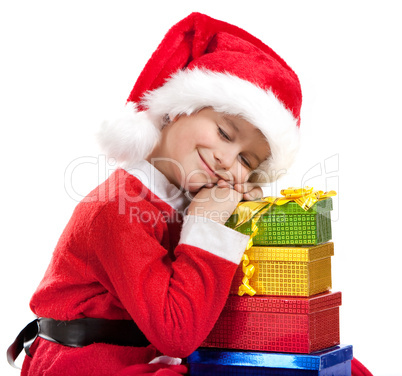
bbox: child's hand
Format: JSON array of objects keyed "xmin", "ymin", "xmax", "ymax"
[
  {"xmin": 187, "ymin": 181, "xmax": 243, "ymax": 225},
  {"xmin": 215, "ymin": 180, "xmax": 263, "ymax": 201},
  {"xmin": 233, "ymin": 182, "xmax": 263, "ymax": 201}
]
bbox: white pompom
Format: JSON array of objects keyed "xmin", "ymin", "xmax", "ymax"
[{"xmin": 97, "ymin": 103, "xmax": 160, "ymax": 165}]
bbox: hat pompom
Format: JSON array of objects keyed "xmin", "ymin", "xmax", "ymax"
[{"xmin": 97, "ymin": 102, "xmax": 160, "ymax": 166}]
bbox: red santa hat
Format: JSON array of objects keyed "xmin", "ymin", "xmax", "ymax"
[{"xmin": 99, "ymin": 12, "xmax": 302, "ymax": 183}]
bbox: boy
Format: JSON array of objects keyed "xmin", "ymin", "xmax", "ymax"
[{"xmin": 8, "ymin": 12, "xmax": 301, "ymax": 376}]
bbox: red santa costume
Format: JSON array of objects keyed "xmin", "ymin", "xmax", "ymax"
[
  {"xmin": 21, "ymin": 162, "xmax": 250, "ymax": 375},
  {"xmin": 8, "ymin": 12, "xmax": 372, "ymax": 376}
]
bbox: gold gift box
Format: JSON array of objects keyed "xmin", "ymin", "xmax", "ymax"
[{"xmin": 231, "ymin": 242, "xmax": 334, "ymax": 297}]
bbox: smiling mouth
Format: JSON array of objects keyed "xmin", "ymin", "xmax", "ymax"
[{"xmin": 198, "ymin": 151, "xmax": 219, "ymax": 179}]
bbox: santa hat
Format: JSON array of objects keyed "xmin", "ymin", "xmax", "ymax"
[{"xmin": 98, "ymin": 12, "xmax": 302, "ymax": 183}]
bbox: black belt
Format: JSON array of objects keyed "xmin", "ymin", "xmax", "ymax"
[{"xmin": 7, "ymin": 318, "xmax": 150, "ymax": 368}]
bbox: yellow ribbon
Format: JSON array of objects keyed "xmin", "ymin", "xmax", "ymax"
[
  {"xmin": 236, "ymin": 203, "xmax": 272, "ymax": 296},
  {"xmin": 238, "ymin": 254, "xmax": 256, "ymax": 296},
  {"xmin": 235, "ymin": 187, "xmax": 337, "ymax": 296},
  {"xmin": 265, "ymin": 187, "xmax": 337, "ymax": 211}
]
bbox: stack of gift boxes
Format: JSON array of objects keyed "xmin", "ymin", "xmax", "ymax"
[{"xmin": 187, "ymin": 193, "xmax": 354, "ymax": 375}]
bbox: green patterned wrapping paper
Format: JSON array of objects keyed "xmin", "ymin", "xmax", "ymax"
[{"xmin": 226, "ymin": 198, "xmax": 333, "ymax": 246}]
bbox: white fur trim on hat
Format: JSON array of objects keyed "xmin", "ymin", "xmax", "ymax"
[
  {"xmin": 143, "ymin": 68, "xmax": 300, "ymax": 182},
  {"xmin": 98, "ymin": 68, "xmax": 300, "ymax": 182}
]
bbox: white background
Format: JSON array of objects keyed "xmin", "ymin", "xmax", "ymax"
[{"xmin": 1, "ymin": 1, "xmax": 401, "ymax": 375}]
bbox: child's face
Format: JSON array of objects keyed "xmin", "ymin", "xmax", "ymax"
[{"xmin": 149, "ymin": 108, "xmax": 270, "ymax": 193}]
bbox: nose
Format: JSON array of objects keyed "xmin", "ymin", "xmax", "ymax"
[
  {"xmin": 214, "ymin": 149, "xmax": 240, "ymax": 183},
  {"xmin": 214, "ymin": 148, "xmax": 235, "ymax": 170}
]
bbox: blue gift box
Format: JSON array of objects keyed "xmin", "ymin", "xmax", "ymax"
[{"xmin": 187, "ymin": 345, "xmax": 353, "ymax": 375}]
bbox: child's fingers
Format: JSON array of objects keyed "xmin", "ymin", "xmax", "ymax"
[
  {"xmin": 203, "ymin": 183, "xmax": 214, "ymax": 188},
  {"xmin": 233, "ymin": 183, "xmax": 262, "ymax": 194},
  {"xmin": 202, "ymin": 181, "xmax": 230, "ymax": 189},
  {"xmin": 241, "ymin": 186, "xmax": 264, "ymax": 201},
  {"xmin": 233, "ymin": 183, "xmax": 251, "ymax": 193},
  {"xmin": 217, "ymin": 179, "xmax": 233, "ymax": 189},
  {"xmin": 188, "ymin": 184, "xmax": 243, "ymax": 225}
]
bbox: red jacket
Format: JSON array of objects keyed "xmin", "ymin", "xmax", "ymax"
[{"xmin": 22, "ymin": 163, "xmax": 249, "ymax": 376}]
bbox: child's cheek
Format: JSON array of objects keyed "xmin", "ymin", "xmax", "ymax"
[{"xmin": 239, "ymin": 167, "xmax": 253, "ymax": 184}]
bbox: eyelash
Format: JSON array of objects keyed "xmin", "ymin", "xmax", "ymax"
[
  {"xmin": 240, "ymin": 155, "xmax": 252, "ymax": 169},
  {"xmin": 217, "ymin": 126, "xmax": 252, "ymax": 169},
  {"xmin": 218, "ymin": 126, "xmax": 230, "ymax": 141}
]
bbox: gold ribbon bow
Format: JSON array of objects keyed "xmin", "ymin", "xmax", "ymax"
[
  {"xmin": 238, "ymin": 254, "xmax": 256, "ymax": 296},
  {"xmin": 265, "ymin": 187, "xmax": 337, "ymax": 211},
  {"xmin": 235, "ymin": 187, "xmax": 337, "ymax": 296}
]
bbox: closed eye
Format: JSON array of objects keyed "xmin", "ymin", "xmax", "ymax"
[
  {"xmin": 217, "ymin": 126, "xmax": 231, "ymax": 141},
  {"xmin": 239, "ymin": 154, "xmax": 252, "ymax": 169}
]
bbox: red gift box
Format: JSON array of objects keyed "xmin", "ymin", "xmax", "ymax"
[{"xmin": 202, "ymin": 291, "xmax": 341, "ymax": 354}]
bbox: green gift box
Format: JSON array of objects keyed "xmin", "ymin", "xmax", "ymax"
[{"xmin": 226, "ymin": 198, "xmax": 333, "ymax": 246}]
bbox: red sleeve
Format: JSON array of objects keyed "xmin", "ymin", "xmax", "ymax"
[
  {"xmin": 89, "ymin": 200, "xmax": 239, "ymax": 358},
  {"xmin": 351, "ymin": 358, "xmax": 373, "ymax": 376}
]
